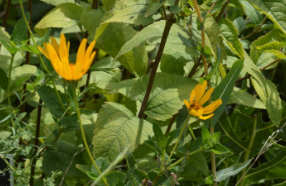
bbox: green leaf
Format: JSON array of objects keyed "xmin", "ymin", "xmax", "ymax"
[
  {"xmin": 80, "ymin": 7, "xmax": 105, "ymax": 40},
  {"xmin": 19, "ymin": 45, "xmax": 40, "ymax": 54},
  {"xmin": 227, "ymin": 87, "xmax": 266, "ymax": 109},
  {"xmin": 211, "ymin": 59, "xmax": 244, "ymax": 127},
  {"xmin": 0, "ymin": 27, "xmax": 10, "ymax": 44},
  {"xmin": 36, "ymin": 28, "xmax": 51, "ymax": 46},
  {"xmin": 251, "ymin": 78, "xmax": 282, "ymax": 126},
  {"xmin": 240, "ymin": 0, "xmax": 264, "ymax": 25},
  {"xmin": 189, "ymin": 152, "xmax": 209, "ymax": 176},
  {"xmin": 256, "ymin": 52, "xmax": 278, "ymax": 70},
  {"xmin": 256, "ymin": 41, "xmax": 281, "ymax": 51},
  {"xmin": 37, "ymin": 85, "xmax": 66, "ymax": 118},
  {"xmin": 219, "ymin": 18, "xmax": 244, "ymax": 58},
  {"xmin": 39, "ymin": 0, "xmax": 75, "ymax": 6},
  {"xmin": 42, "ymin": 141, "xmax": 85, "ymax": 176},
  {"xmin": 35, "ymin": 3, "xmax": 83, "ymax": 30},
  {"xmin": 145, "ymin": 0, "xmax": 166, "ymax": 17},
  {"xmin": 214, "ymin": 159, "xmax": 252, "ymax": 182},
  {"xmin": 131, "ymin": 73, "xmax": 197, "ymax": 121},
  {"xmin": 246, "ymin": 0, "xmax": 286, "ymax": 34},
  {"xmin": 10, "ymin": 64, "xmax": 37, "ymax": 91},
  {"xmin": 101, "ymin": 0, "xmax": 154, "ymax": 26},
  {"xmin": 0, "ymin": 39, "xmax": 19, "ymax": 54},
  {"xmin": 0, "ymin": 67, "xmax": 8, "ymax": 90},
  {"xmin": 203, "ymin": 16, "xmax": 227, "ymax": 60},
  {"xmin": 250, "ymin": 29, "xmax": 281, "ymax": 63},
  {"xmin": 102, "ymin": 0, "xmax": 116, "ymax": 11},
  {"xmin": 116, "ymin": 20, "xmax": 198, "ymax": 59},
  {"xmin": 260, "ymin": 49, "xmax": 286, "ymax": 59},
  {"xmin": 244, "ymin": 147, "xmax": 286, "ymax": 183},
  {"xmin": 244, "ymin": 50, "xmax": 266, "ymax": 93},
  {"xmin": 96, "ymin": 23, "xmax": 148, "ymax": 77},
  {"xmin": 10, "ymin": 13, "xmax": 29, "ymax": 46},
  {"xmin": 92, "ymin": 102, "xmax": 153, "ymax": 161}
]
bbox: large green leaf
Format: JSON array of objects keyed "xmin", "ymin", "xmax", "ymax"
[
  {"xmin": 39, "ymin": 0, "xmax": 75, "ymax": 6},
  {"xmin": 92, "ymin": 102, "xmax": 153, "ymax": 161},
  {"xmin": 204, "ymin": 16, "xmax": 227, "ymax": 60},
  {"xmin": 219, "ymin": 18, "xmax": 244, "ymax": 58},
  {"xmin": 214, "ymin": 159, "xmax": 252, "ymax": 182},
  {"xmin": 131, "ymin": 73, "xmax": 197, "ymax": 121},
  {"xmin": 102, "ymin": 0, "xmax": 116, "ymax": 11},
  {"xmin": 250, "ymin": 29, "xmax": 281, "ymax": 64},
  {"xmin": 145, "ymin": 0, "xmax": 166, "ymax": 17},
  {"xmin": 243, "ymin": 51, "xmax": 266, "ymax": 93},
  {"xmin": 0, "ymin": 27, "xmax": 10, "ymax": 44},
  {"xmin": 101, "ymin": 0, "xmax": 154, "ymax": 26},
  {"xmin": 227, "ymin": 87, "xmax": 266, "ymax": 109},
  {"xmin": 240, "ymin": 0, "xmax": 264, "ymax": 25},
  {"xmin": 37, "ymin": 85, "xmax": 66, "ymax": 118},
  {"xmin": 96, "ymin": 23, "xmax": 148, "ymax": 77},
  {"xmin": 211, "ymin": 59, "xmax": 244, "ymax": 127},
  {"xmin": 10, "ymin": 14, "xmax": 29, "ymax": 46},
  {"xmin": 35, "ymin": 3, "xmax": 83, "ymax": 30},
  {"xmin": 244, "ymin": 147, "xmax": 286, "ymax": 183},
  {"xmin": 246, "ymin": 0, "xmax": 286, "ymax": 34},
  {"xmin": 80, "ymin": 7, "xmax": 105, "ymax": 40},
  {"xmin": 251, "ymin": 78, "xmax": 282, "ymax": 126},
  {"xmin": 42, "ymin": 141, "xmax": 85, "ymax": 176},
  {"xmin": 10, "ymin": 64, "xmax": 37, "ymax": 91}
]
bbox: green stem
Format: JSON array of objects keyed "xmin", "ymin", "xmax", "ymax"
[
  {"xmin": 7, "ymin": 54, "xmax": 15, "ymax": 128},
  {"xmin": 19, "ymin": 0, "xmax": 65, "ymax": 111},
  {"xmin": 240, "ymin": 116, "xmax": 257, "ymax": 186},
  {"xmin": 168, "ymin": 114, "xmax": 191, "ymax": 161},
  {"xmin": 188, "ymin": 125, "xmax": 196, "ymax": 140},
  {"xmin": 71, "ymin": 82, "xmax": 109, "ymax": 186}
]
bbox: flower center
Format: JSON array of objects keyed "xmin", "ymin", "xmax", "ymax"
[{"xmin": 190, "ymin": 102, "xmax": 202, "ymax": 111}]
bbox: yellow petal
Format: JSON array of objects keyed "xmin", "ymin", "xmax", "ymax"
[
  {"xmin": 83, "ymin": 40, "xmax": 96, "ymax": 66},
  {"xmin": 199, "ymin": 114, "xmax": 214, "ymax": 120},
  {"xmin": 46, "ymin": 43, "xmax": 62, "ymax": 76},
  {"xmin": 76, "ymin": 38, "xmax": 87, "ymax": 65},
  {"xmin": 184, "ymin": 100, "xmax": 190, "ymax": 110},
  {"xmin": 51, "ymin": 37, "xmax": 59, "ymax": 55},
  {"xmin": 74, "ymin": 57, "xmax": 83, "ymax": 80},
  {"xmin": 189, "ymin": 108, "xmax": 204, "ymax": 117},
  {"xmin": 38, "ymin": 45, "xmax": 49, "ymax": 59},
  {"xmin": 189, "ymin": 109, "xmax": 197, "ymax": 116},
  {"xmin": 195, "ymin": 80, "xmax": 207, "ymax": 103},
  {"xmin": 199, "ymin": 87, "xmax": 214, "ymax": 105},
  {"xmin": 189, "ymin": 89, "xmax": 196, "ymax": 106},
  {"xmin": 59, "ymin": 34, "xmax": 69, "ymax": 62},
  {"xmin": 81, "ymin": 51, "xmax": 95, "ymax": 77},
  {"xmin": 203, "ymin": 99, "xmax": 222, "ymax": 114}
]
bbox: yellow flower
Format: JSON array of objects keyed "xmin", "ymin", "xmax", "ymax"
[
  {"xmin": 38, "ymin": 34, "xmax": 96, "ymax": 81},
  {"xmin": 184, "ymin": 80, "xmax": 222, "ymax": 120}
]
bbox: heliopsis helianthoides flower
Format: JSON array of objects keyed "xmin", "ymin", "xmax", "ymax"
[
  {"xmin": 38, "ymin": 34, "xmax": 96, "ymax": 81},
  {"xmin": 184, "ymin": 80, "xmax": 222, "ymax": 120}
]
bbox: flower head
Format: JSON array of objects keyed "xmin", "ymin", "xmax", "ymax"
[
  {"xmin": 38, "ymin": 34, "xmax": 96, "ymax": 81},
  {"xmin": 184, "ymin": 80, "xmax": 222, "ymax": 120}
]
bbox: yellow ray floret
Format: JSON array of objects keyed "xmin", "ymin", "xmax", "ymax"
[
  {"xmin": 38, "ymin": 34, "xmax": 96, "ymax": 81},
  {"xmin": 184, "ymin": 80, "xmax": 222, "ymax": 120}
]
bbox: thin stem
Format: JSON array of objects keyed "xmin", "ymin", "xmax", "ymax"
[
  {"xmin": 168, "ymin": 115, "xmax": 191, "ymax": 161},
  {"xmin": 165, "ymin": 115, "xmax": 176, "ymax": 135},
  {"xmin": 21, "ymin": 0, "xmax": 33, "ymax": 113},
  {"xmin": 137, "ymin": 0, "xmax": 179, "ymax": 119},
  {"xmin": 29, "ymin": 99, "xmax": 42, "ymax": 186},
  {"xmin": 138, "ymin": 21, "xmax": 174, "ymax": 118},
  {"xmin": 92, "ymin": 0, "xmax": 98, "ymax": 9},
  {"xmin": 240, "ymin": 16, "xmax": 267, "ymax": 40},
  {"xmin": 2, "ymin": 0, "xmax": 12, "ymax": 27},
  {"xmin": 236, "ymin": 59, "xmax": 279, "ymax": 83},
  {"xmin": 167, "ymin": 147, "xmax": 204, "ymax": 170},
  {"xmin": 240, "ymin": 116, "xmax": 257, "ymax": 186},
  {"xmin": 7, "ymin": 54, "xmax": 15, "ymax": 128},
  {"xmin": 215, "ymin": 0, "xmax": 229, "ymax": 23},
  {"xmin": 71, "ymin": 82, "xmax": 109, "ymax": 186},
  {"xmin": 19, "ymin": 0, "xmax": 65, "ymax": 111}
]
